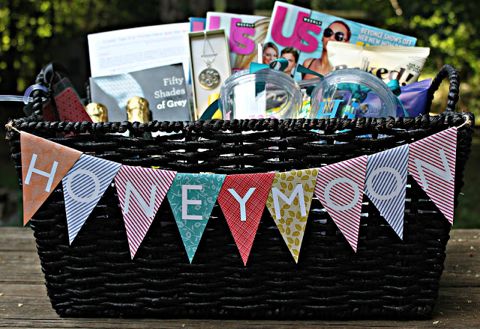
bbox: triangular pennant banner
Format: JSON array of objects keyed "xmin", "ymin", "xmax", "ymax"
[
  {"xmin": 115, "ymin": 166, "xmax": 176, "ymax": 258},
  {"xmin": 21, "ymin": 132, "xmax": 82, "ymax": 225},
  {"xmin": 366, "ymin": 145, "xmax": 409, "ymax": 239},
  {"xmin": 167, "ymin": 173, "xmax": 226, "ymax": 263},
  {"xmin": 315, "ymin": 156, "xmax": 367, "ymax": 252},
  {"xmin": 62, "ymin": 154, "xmax": 121, "ymax": 244},
  {"xmin": 266, "ymin": 169, "xmax": 318, "ymax": 263},
  {"xmin": 217, "ymin": 172, "xmax": 275, "ymax": 266},
  {"xmin": 409, "ymin": 127, "xmax": 457, "ymax": 224}
]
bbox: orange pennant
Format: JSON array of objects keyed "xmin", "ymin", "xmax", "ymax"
[{"xmin": 21, "ymin": 132, "xmax": 82, "ymax": 225}]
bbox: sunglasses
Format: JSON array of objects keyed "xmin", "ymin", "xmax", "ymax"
[{"xmin": 323, "ymin": 28, "xmax": 346, "ymax": 42}]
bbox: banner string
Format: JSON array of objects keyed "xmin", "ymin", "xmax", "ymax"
[
  {"xmin": 456, "ymin": 114, "xmax": 472, "ymax": 129},
  {"xmin": 4, "ymin": 121, "xmax": 21, "ymax": 134}
]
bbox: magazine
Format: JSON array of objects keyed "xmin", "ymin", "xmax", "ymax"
[
  {"xmin": 264, "ymin": 1, "xmax": 417, "ymax": 81},
  {"xmin": 90, "ymin": 63, "xmax": 191, "ymax": 122},
  {"xmin": 206, "ymin": 12, "xmax": 268, "ymax": 72},
  {"xmin": 327, "ymin": 42, "xmax": 430, "ymax": 86},
  {"xmin": 189, "ymin": 17, "xmax": 206, "ymax": 32}
]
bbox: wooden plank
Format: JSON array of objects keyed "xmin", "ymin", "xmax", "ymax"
[
  {"xmin": 0, "ymin": 282, "xmax": 48, "ymax": 298},
  {"xmin": 0, "ymin": 286, "xmax": 478, "ymax": 329},
  {"xmin": 0, "ymin": 256, "xmax": 43, "ymax": 282},
  {"xmin": 1, "ymin": 319, "xmax": 470, "ymax": 328},
  {"xmin": 4, "ymin": 286, "xmax": 473, "ymax": 323},
  {"xmin": 0, "ymin": 226, "xmax": 34, "ymax": 238},
  {"xmin": 442, "ymin": 229, "xmax": 480, "ymax": 288},
  {"xmin": 0, "ymin": 228, "xmax": 478, "ymax": 328},
  {"xmin": 450, "ymin": 229, "xmax": 480, "ymax": 240},
  {"xmin": 433, "ymin": 287, "xmax": 480, "ymax": 326},
  {"xmin": 0, "ymin": 285, "xmax": 479, "ymax": 327},
  {"xmin": 0, "ymin": 250, "xmax": 43, "ymax": 284},
  {"xmin": 0, "ymin": 227, "xmax": 36, "ymax": 251}
]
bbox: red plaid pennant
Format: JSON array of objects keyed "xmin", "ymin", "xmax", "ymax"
[{"xmin": 217, "ymin": 173, "xmax": 275, "ymax": 265}]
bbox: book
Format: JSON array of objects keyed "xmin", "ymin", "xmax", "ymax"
[
  {"xmin": 87, "ymin": 23, "xmax": 190, "ymax": 78},
  {"xmin": 264, "ymin": 1, "xmax": 417, "ymax": 81},
  {"xmin": 206, "ymin": 12, "xmax": 268, "ymax": 72},
  {"xmin": 90, "ymin": 63, "xmax": 191, "ymax": 122}
]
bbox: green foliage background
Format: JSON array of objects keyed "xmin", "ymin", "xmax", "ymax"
[
  {"xmin": 2, "ymin": 0, "xmax": 479, "ymax": 120},
  {"xmin": 0, "ymin": 0, "xmax": 163, "ymax": 93}
]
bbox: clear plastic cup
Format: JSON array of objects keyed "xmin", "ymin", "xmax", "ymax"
[
  {"xmin": 309, "ymin": 69, "xmax": 398, "ymax": 119},
  {"xmin": 220, "ymin": 69, "xmax": 303, "ymax": 119}
]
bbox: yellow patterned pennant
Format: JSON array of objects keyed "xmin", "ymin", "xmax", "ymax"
[{"xmin": 266, "ymin": 169, "xmax": 318, "ymax": 263}]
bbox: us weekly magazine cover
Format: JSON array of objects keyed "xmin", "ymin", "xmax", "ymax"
[
  {"xmin": 264, "ymin": 1, "xmax": 417, "ymax": 81},
  {"xmin": 206, "ymin": 12, "xmax": 268, "ymax": 72}
]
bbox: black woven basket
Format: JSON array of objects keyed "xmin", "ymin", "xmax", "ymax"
[{"xmin": 7, "ymin": 64, "xmax": 474, "ymax": 319}]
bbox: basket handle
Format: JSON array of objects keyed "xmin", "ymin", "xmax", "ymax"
[
  {"xmin": 23, "ymin": 62, "xmax": 70, "ymax": 117},
  {"xmin": 426, "ymin": 64, "xmax": 460, "ymax": 113}
]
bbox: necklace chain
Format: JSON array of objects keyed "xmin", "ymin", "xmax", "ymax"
[{"xmin": 201, "ymin": 32, "xmax": 217, "ymax": 68}]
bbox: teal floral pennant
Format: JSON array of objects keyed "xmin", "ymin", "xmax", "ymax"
[{"xmin": 167, "ymin": 173, "xmax": 226, "ymax": 263}]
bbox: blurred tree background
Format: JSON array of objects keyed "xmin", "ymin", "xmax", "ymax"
[{"xmin": 0, "ymin": 0, "xmax": 478, "ymax": 226}]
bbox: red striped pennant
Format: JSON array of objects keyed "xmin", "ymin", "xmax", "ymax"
[
  {"xmin": 115, "ymin": 166, "xmax": 176, "ymax": 258},
  {"xmin": 315, "ymin": 156, "xmax": 367, "ymax": 252},
  {"xmin": 409, "ymin": 127, "xmax": 457, "ymax": 224}
]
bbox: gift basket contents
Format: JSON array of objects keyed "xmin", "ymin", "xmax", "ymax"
[{"xmin": 3, "ymin": 0, "xmax": 475, "ymax": 320}]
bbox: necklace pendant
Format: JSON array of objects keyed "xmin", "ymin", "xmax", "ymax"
[{"xmin": 198, "ymin": 67, "xmax": 221, "ymax": 90}]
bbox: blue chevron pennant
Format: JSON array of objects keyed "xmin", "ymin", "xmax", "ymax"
[
  {"xmin": 62, "ymin": 154, "xmax": 122, "ymax": 244},
  {"xmin": 365, "ymin": 144, "xmax": 409, "ymax": 239}
]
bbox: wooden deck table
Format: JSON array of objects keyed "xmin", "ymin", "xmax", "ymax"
[{"xmin": 0, "ymin": 227, "xmax": 478, "ymax": 328}]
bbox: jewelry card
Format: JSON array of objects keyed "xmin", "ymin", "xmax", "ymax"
[{"xmin": 189, "ymin": 30, "xmax": 231, "ymax": 119}]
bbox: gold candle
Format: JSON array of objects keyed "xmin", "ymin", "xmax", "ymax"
[
  {"xmin": 126, "ymin": 96, "xmax": 150, "ymax": 123},
  {"xmin": 85, "ymin": 103, "xmax": 108, "ymax": 122}
]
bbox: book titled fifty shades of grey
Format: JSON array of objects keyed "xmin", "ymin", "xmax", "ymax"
[{"xmin": 90, "ymin": 63, "xmax": 191, "ymax": 122}]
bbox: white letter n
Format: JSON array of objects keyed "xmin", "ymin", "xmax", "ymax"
[
  {"xmin": 414, "ymin": 148, "xmax": 453, "ymax": 191},
  {"xmin": 124, "ymin": 181, "xmax": 156, "ymax": 217}
]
